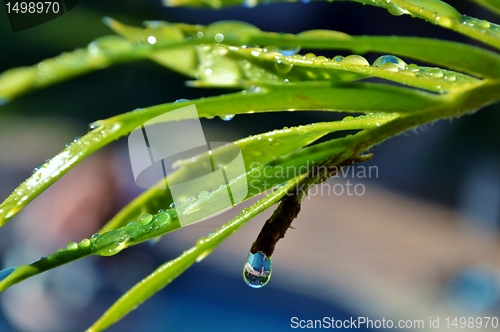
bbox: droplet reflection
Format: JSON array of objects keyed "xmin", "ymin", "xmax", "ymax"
[{"xmin": 243, "ymin": 251, "xmax": 272, "ymax": 288}]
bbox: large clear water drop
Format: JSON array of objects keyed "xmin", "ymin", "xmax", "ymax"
[
  {"xmin": 372, "ymin": 55, "xmax": 407, "ymax": 70},
  {"xmin": 243, "ymin": 251, "xmax": 272, "ymax": 288}
]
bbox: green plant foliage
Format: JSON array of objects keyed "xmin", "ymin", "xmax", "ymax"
[{"xmin": 1, "ymin": 0, "xmax": 500, "ymax": 330}]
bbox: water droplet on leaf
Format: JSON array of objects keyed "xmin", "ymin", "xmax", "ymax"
[
  {"xmin": 67, "ymin": 242, "xmax": 78, "ymax": 250},
  {"xmin": 277, "ymin": 46, "xmax": 300, "ymax": 56},
  {"xmin": 372, "ymin": 55, "xmax": 407, "ymax": 69},
  {"xmin": 139, "ymin": 213, "xmax": 154, "ymax": 226},
  {"xmin": 340, "ymin": 55, "xmax": 369, "ymax": 66},
  {"xmin": 79, "ymin": 238, "xmax": 91, "ymax": 248}
]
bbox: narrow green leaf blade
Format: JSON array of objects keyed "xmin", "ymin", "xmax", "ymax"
[{"xmin": 0, "ymin": 83, "xmax": 437, "ymax": 227}]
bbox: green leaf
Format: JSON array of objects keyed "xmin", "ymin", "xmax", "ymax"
[
  {"xmin": 99, "ymin": 113, "xmax": 398, "ymax": 233},
  {"xmin": 0, "ymin": 83, "xmax": 437, "ymax": 227},
  {"xmin": 87, "ymin": 173, "xmax": 307, "ymax": 331}
]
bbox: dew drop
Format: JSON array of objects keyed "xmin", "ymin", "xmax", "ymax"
[
  {"xmin": 139, "ymin": 213, "xmax": 154, "ymax": 226},
  {"xmin": 386, "ymin": 3, "xmax": 407, "ymax": 16},
  {"xmin": 243, "ymin": 251, "xmax": 272, "ymax": 288},
  {"xmin": 407, "ymin": 64, "xmax": 420, "ymax": 72},
  {"xmin": 152, "ymin": 212, "xmax": 171, "ymax": 229},
  {"xmin": 432, "ymin": 69, "xmax": 444, "ymax": 78},
  {"xmin": 174, "ymin": 98, "xmax": 190, "ymax": 103},
  {"xmin": 341, "ymin": 55, "xmax": 369, "ymax": 66},
  {"xmin": 66, "ymin": 242, "xmax": 78, "ymax": 250},
  {"xmin": 277, "ymin": 46, "xmax": 301, "ymax": 56},
  {"xmin": 73, "ymin": 137, "xmax": 81, "ymax": 142},
  {"xmin": 169, "ymin": 202, "xmax": 179, "ymax": 209},
  {"xmin": 32, "ymin": 166, "xmax": 41, "ymax": 174},
  {"xmin": 187, "ymin": 196, "xmax": 197, "ymax": 203},
  {"xmin": 263, "ymin": 46, "xmax": 279, "ymax": 53},
  {"xmin": 372, "ymin": 55, "xmax": 407, "ymax": 69},
  {"xmin": 332, "ymin": 55, "xmax": 344, "ymax": 62},
  {"xmin": 0, "ymin": 267, "xmax": 15, "ymax": 281},
  {"xmin": 95, "ymin": 230, "xmax": 131, "ymax": 256},
  {"xmin": 79, "ymin": 238, "xmax": 91, "ymax": 248},
  {"xmin": 342, "ymin": 116, "xmax": 355, "ymax": 122},
  {"xmin": 91, "ymin": 233, "xmax": 100, "ymax": 239},
  {"xmin": 88, "ymin": 122, "xmax": 99, "ymax": 132},
  {"xmin": 380, "ymin": 63, "xmax": 399, "ymax": 72},
  {"xmin": 446, "ymin": 75, "xmax": 456, "ymax": 82},
  {"xmin": 275, "ymin": 59, "xmax": 293, "ymax": 74},
  {"xmin": 158, "ymin": 209, "xmax": 164, "ymax": 214},
  {"xmin": 219, "ymin": 114, "xmax": 235, "ymax": 121},
  {"xmin": 314, "ymin": 56, "xmax": 328, "ymax": 63},
  {"xmin": 214, "ymin": 33, "xmax": 224, "ymax": 43},
  {"xmin": 198, "ymin": 191, "xmax": 209, "ymax": 198},
  {"xmin": 478, "ymin": 20, "xmax": 491, "ymax": 29}
]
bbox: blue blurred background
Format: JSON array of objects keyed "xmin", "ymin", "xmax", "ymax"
[{"xmin": 1, "ymin": 0, "xmax": 500, "ymax": 331}]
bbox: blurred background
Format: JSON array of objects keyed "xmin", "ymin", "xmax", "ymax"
[{"xmin": 1, "ymin": 0, "xmax": 500, "ymax": 331}]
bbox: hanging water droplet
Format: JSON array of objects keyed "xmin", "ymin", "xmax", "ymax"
[
  {"xmin": 219, "ymin": 114, "xmax": 235, "ymax": 121},
  {"xmin": 275, "ymin": 59, "xmax": 293, "ymax": 74},
  {"xmin": 139, "ymin": 213, "xmax": 154, "ymax": 226},
  {"xmin": 386, "ymin": 2, "xmax": 407, "ymax": 16},
  {"xmin": 243, "ymin": 251, "xmax": 272, "ymax": 288},
  {"xmin": 372, "ymin": 55, "xmax": 407, "ymax": 69},
  {"xmin": 0, "ymin": 267, "xmax": 15, "ymax": 281},
  {"xmin": 277, "ymin": 46, "xmax": 301, "ymax": 56},
  {"xmin": 66, "ymin": 242, "xmax": 78, "ymax": 250}
]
